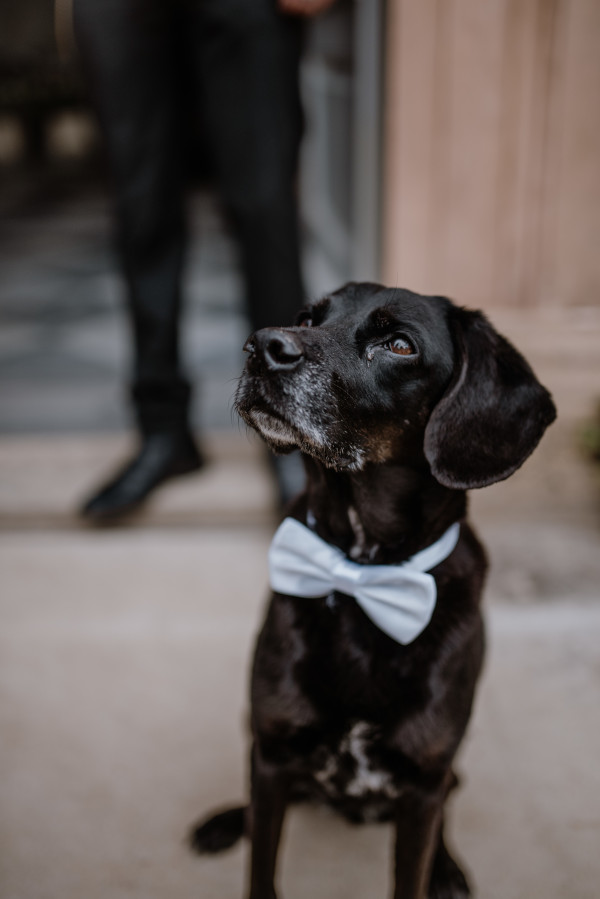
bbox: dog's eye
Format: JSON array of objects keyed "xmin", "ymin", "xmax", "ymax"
[
  {"xmin": 297, "ymin": 315, "xmax": 313, "ymax": 328},
  {"xmin": 386, "ymin": 336, "xmax": 415, "ymax": 356}
]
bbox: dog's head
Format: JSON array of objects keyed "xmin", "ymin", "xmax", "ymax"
[{"xmin": 235, "ymin": 283, "xmax": 556, "ymax": 489}]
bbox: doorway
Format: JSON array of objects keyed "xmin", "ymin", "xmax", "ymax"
[{"xmin": 300, "ymin": 0, "xmax": 385, "ymax": 295}]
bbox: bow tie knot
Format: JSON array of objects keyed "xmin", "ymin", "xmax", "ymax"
[
  {"xmin": 268, "ymin": 517, "xmax": 461, "ymax": 645},
  {"xmin": 331, "ymin": 558, "xmax": 364, "ymax": 594}
]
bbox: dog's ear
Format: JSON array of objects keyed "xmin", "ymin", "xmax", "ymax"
[{"xmin": 423, "ymin": 307, "xmax": 556, "ymax": 489}]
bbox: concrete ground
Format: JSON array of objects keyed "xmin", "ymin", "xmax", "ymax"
[{"xmin": 1, "ymin": 186, "xmax": 600, "ymax": 898}]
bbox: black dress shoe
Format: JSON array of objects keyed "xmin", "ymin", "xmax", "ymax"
[{"xmin": 80, "ymin": 431, "xmax": 204, "ymax": 522}]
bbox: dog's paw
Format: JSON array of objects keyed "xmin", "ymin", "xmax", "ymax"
[{"xmin": 188, "ymin": 805, "xmax": 246, "ymax": 855}]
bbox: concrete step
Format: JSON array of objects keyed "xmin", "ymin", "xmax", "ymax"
[
  {"xmin": 1, "ymin": 424, "xmax": 599, "ymax": 601},
  {"xmin": 0, "ymin": 431, "xmax": 278, "ymax": 531}
]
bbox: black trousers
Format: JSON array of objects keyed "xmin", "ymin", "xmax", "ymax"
[{"xmin": 74, "ymin": 0, "xmax": 305, "ymax": 434}]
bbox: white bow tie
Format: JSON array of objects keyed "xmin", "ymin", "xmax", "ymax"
[{"xmin": 268, "ymin": 517, "xmax": 461, "ymax": 645}]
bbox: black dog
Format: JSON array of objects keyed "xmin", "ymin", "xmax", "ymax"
[{"xmin": 190, "ymin": 283, "xmax": 556, "ymax": 898}]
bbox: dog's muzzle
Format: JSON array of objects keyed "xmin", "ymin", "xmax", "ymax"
[{"xmin": 244, "ymin": 328, "xmax": 304, "ymax": 372}]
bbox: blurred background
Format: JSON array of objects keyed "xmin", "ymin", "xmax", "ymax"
[{"xmin": 0, "ymin": 2, "xmax": 599, "ymax": 897}]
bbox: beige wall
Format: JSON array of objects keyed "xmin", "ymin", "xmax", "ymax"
[{"xmin": 382, "ymin": 0, "xmax": 600, "ymax": 310}]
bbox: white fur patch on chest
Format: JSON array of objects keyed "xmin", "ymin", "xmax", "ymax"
[
  {"xmin": 347, "ymin": 506, "xmax": 380, "ymax": 562},
  {"xmin": 313, "ymin": 721, "xmax": 401, "ymax": 799}
]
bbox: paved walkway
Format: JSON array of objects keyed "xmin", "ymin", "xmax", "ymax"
[
  {"xmin": 1, "ymin": 525, "xmax": 599, "ymax": 899},
  {"xmin": 1, "ymin": 187, "xmax": 599, "ymax": 897}
]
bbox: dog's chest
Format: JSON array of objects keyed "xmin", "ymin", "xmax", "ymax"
[{"xmin": 311, "ymin": 721, "xmax": 401, "ymax": 801}]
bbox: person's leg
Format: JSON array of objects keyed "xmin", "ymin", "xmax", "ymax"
[
  {"xmin": 190, "ymin": 1, "xmax": 306, "ymax": 506},
  {"xmin": 191, "ymin": 0, "xmax": 306, "ymax": 333},
  {"xmin": 75, "ymin": 0, "xmax": 192, "ymax": 433},
  {"xmin": 74, "ymin": 0, "xmax": 202, "ymax": 520}
]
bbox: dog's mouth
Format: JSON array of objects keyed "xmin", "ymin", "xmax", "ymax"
[
  {"xmin": 235, "ymin": 367, "xmax": 369, "ymax": 471},
  {"xmin": 236, "ymin": 392, "xmax": 367, "ymax": 472},
  {"xmin": 235, "ymin": 377, "xmax": 302, "ymax": 451},
  {"xmin": 245, "ymin": 407, "xmax": 301, "ymax": 450},
  {"xmin": 235, "ymin": 371, "xmax": 339, "ymax": 459}
]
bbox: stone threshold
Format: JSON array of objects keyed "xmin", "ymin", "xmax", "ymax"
[{"xmin": 0, "ymin": 431, "xmax": 278, "ymax": 532}]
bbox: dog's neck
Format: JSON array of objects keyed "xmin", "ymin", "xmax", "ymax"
[{"xmin": 299, "ymin": 456, "xmax": 467, "ymax": 565}]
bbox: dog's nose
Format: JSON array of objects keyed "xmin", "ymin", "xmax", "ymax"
[{"xmin": 250, "ymin": 328, "xmax": 304, "ymax": 371}]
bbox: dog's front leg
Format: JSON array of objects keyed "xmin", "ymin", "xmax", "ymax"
[
  {"xmin": 392, "ymin": 782, "xmax": 446, "ymax": 899},
  {"xmin": 247, "ymin": 742, "xmax": 289, "ymax": 899}
]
